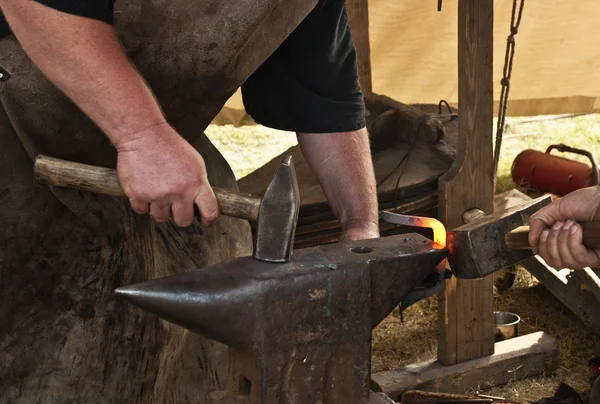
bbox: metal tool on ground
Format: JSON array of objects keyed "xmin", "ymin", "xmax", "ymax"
[
  {"xmin": 114, "ymin": 234, "xmax": 448, "ymax": 404},
  {"xmin": 33, "ymin": 154, "xmax": 300, "ymax": 263}
]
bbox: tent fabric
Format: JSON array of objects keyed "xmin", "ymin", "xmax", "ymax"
[{"xmin": 213, "ymin": 0, "xmax": 600, "ymax": 126}]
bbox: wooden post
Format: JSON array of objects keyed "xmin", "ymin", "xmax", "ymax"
[
  {"xmin": 437, "ymin": 0, "xmax": 495, "ymax": 365},
  {"xmin": 346, "ymin": 0, "xmax": 372, "ymax": 94}
]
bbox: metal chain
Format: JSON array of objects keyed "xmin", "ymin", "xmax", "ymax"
[{"xmin": 493, "ymin": 0, "xmax": 525, "ymax": 189}]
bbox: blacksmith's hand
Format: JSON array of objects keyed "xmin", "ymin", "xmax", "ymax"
[
  {"xmin": 116, "ymin": 123, "xmax": 219, "ymax": 227},
  {"xmin": 528, "ymin": 186, "xmax": 600, "ymax": 269}
]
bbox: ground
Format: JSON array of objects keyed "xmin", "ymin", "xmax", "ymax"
[{"xmin": 205, "ymin": 113, "xmax": 600, "ymax": 402}]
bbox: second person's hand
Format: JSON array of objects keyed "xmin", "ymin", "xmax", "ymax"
[
  {"xmin": 115, "ymin": 123, "xmax": 220, "ymax": 227},
  {"xmin": 528, "ymin": 186, "xmax": 600, "ymax": 269}
]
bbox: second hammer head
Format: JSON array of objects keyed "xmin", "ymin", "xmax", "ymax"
[
  {"xmin": 254, "ymin": 155, "xmax": 300, "ymax": 262},
  {"xmin": 447, "ymin": 194, "xmax": 552, "ymax": 279}
]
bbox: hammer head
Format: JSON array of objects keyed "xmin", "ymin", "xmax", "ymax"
[
  {"xmin": 447, "ymin": 194, "xmax": 552, "ymax": 279},
  {"xmin": 254, "ymin": 155, "xmax": 300, "ymax": 262}
]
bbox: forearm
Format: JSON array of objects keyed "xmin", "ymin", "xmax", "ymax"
[
  {"xmin": 0, "ymin": 0, "xmax": 165, "ymax": 147},
  {"xmin": 297, "ymin": 128, "xmax": 379, "ymax": 232}
]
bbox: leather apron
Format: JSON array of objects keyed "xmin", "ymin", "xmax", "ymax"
[{"xmin": 0, "ymin": 1, "xmax": 316, "ymax": 402}]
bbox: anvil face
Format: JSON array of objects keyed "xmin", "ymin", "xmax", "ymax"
[{"xmin": 115, "ymin": 234, "xmax": 448, "ymax": 347}]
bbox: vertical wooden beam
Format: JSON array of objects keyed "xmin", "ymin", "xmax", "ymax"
[
  {"xmin": 346, "ymin": 0, "xmax": 372, "ymax": 94},
  {"xmin": 437, "ymin": 0, "xmax": 495, "ymax": 365}
]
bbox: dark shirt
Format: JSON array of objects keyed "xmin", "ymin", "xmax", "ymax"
[
  {"xmin": 0, "ymin": 0, "xmax": 365, "ymax": 134},
  {"xmin": 0, "ymin": 0, "xmax": 114, "ymax": 37}
]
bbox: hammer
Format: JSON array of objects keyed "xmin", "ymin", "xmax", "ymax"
[
  {"xmin": 445, "ymin": 194, "xmax": 600, "ymax": 279},
  {"xmin": 33, "ymin": 154, "xmax": 300, "ymax": 263}
]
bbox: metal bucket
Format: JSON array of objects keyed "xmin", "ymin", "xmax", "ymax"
[{"xmin": 494, "ymin": 311, "xmax": 520, "ymax": 342}]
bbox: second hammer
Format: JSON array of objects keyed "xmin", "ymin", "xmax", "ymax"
[{"xmin": 33, "ymin": 154, "xmax": 300, "ymax": 263}]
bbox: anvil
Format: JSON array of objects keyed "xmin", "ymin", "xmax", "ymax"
[{"xmin": 116, "ymin": 233, "xmax": 447, "ymax": 403}]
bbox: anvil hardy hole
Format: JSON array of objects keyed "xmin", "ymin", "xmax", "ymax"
[
  {"xmin": 238, "ymin": 376, "xmax": 251, "ymax": 395},
  {"xmin": 351, "ymin": 246, "xmax": 373, "ymax": 254}
]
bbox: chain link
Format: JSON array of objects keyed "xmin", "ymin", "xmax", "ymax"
[{"xmin": 493, "ymin": 0, "xmax": 525, "ymax": 189}]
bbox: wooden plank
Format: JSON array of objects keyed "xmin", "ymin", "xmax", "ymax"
[
  {"xmin": 346, "ymin": 0, "xmax": 372, "ymax": 94},
  {"xmin": 400, "ymin": 391, "xmax": 481, "ymax": 401},
  {"xmin": 369, "ymin": 391, "xmax": 396, "ymax": 404},
  {"xmin": 523, "ymin": 256, "xmax": 600, "ymax": 335},
  {"xmin": 371, "ymin": 332, "xmax": 559, "ymax": 400},
  {"xmin": 437, "ymin": 0, "xmax": 495, "ymax": 365}
]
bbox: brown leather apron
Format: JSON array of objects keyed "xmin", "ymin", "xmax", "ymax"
[{"xmin": 0, "ymin": 1, "xmax": 316, "ymax": 402}]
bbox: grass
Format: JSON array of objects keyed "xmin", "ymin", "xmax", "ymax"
[
  {"xmin": 205, "ymin": 124, "xmax": 297, "ymax": 179},
  {"xmin": 205, "ymin": 113, "xmax": 600, "ymax": 403}
]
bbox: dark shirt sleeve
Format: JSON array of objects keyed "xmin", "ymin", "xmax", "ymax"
[{"xmin": 0, "ymin": 0, "xmax": 115, "ymax": 38}]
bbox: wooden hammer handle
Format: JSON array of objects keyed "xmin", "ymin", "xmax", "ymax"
[
  {"xmin": 33, "ymin": 155, "xmax": 261, "ymax": 222},
  {"xmin": 504, "ymin": 221, "xmax": 600, "ymax": 250}
]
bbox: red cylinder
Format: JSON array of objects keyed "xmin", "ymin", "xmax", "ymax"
[{"xmin": 511, "ymin": 149, "xmax": 598, "ymax": 196}]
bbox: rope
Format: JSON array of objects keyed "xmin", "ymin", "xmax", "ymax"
[{"xmin": 493, "ymin": 0, "xmax": 525, "ymax": 190}]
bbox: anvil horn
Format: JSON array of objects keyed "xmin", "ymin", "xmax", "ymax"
[{"xmin": 115, "ymin": 256, "xmax": 262, "ymax": 348}]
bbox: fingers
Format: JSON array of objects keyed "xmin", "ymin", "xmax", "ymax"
[
  {"xmin": 528, "ymin": 217, "xmax": 550, "ymax": 247},
  {"xmin": 537, "ymin": 220, "xmax": 600, "ymax": 269},
  {"xmin": 539, "ymin": 221, "xmax": 563, "ymax": 267},
  {"xmin": 171, "ymin": 199, "xmax": 195, "ymax": 228},
  {"xmin": 556, "ymin": 221, "xmax": 578, "ymax": 266},
  {"xmin": 529, "ymin": 186, "xmax": 600, "ymax": 248},
  {"xmin": 528, "ymin": 200, "xmax": 562, "ymax": 247},
  {"xmin": 137, "ymin": 198, "xmax": 214, "ymax": 228},
  {"xmin": 150, "ymin": 202, "xmax": 171, "ymax": 222},
  {"xmin": 130, "ymin": 198, "xmax": 150, "ymax": 215},
  {"xmin": 129, "ymin": 189, "xmax": 219, "ymax": 228},
  {"xmin": 194, "ymin": 185, "xmax": 220, "ymax": 227}
]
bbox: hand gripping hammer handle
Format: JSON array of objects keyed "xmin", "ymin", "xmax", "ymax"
[
  {"xmin": 33, "ymin": 155, "xmax": 261, "ymax": 222},
  {"xmin": 504, "ymin": 221, "xmax": 600, "ymax": 250}
]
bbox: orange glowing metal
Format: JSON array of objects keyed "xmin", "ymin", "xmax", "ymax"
[
  {"xmin": 410, "ymin": 217, "xmax": 446, "ymax": 248},
  {"xmin": 381, "ymin": 212, "xmax": 448, "ymax": 274},
  {"xmin": 381, "ymin": 212, "xmax": 446, "ymax": 248}
]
